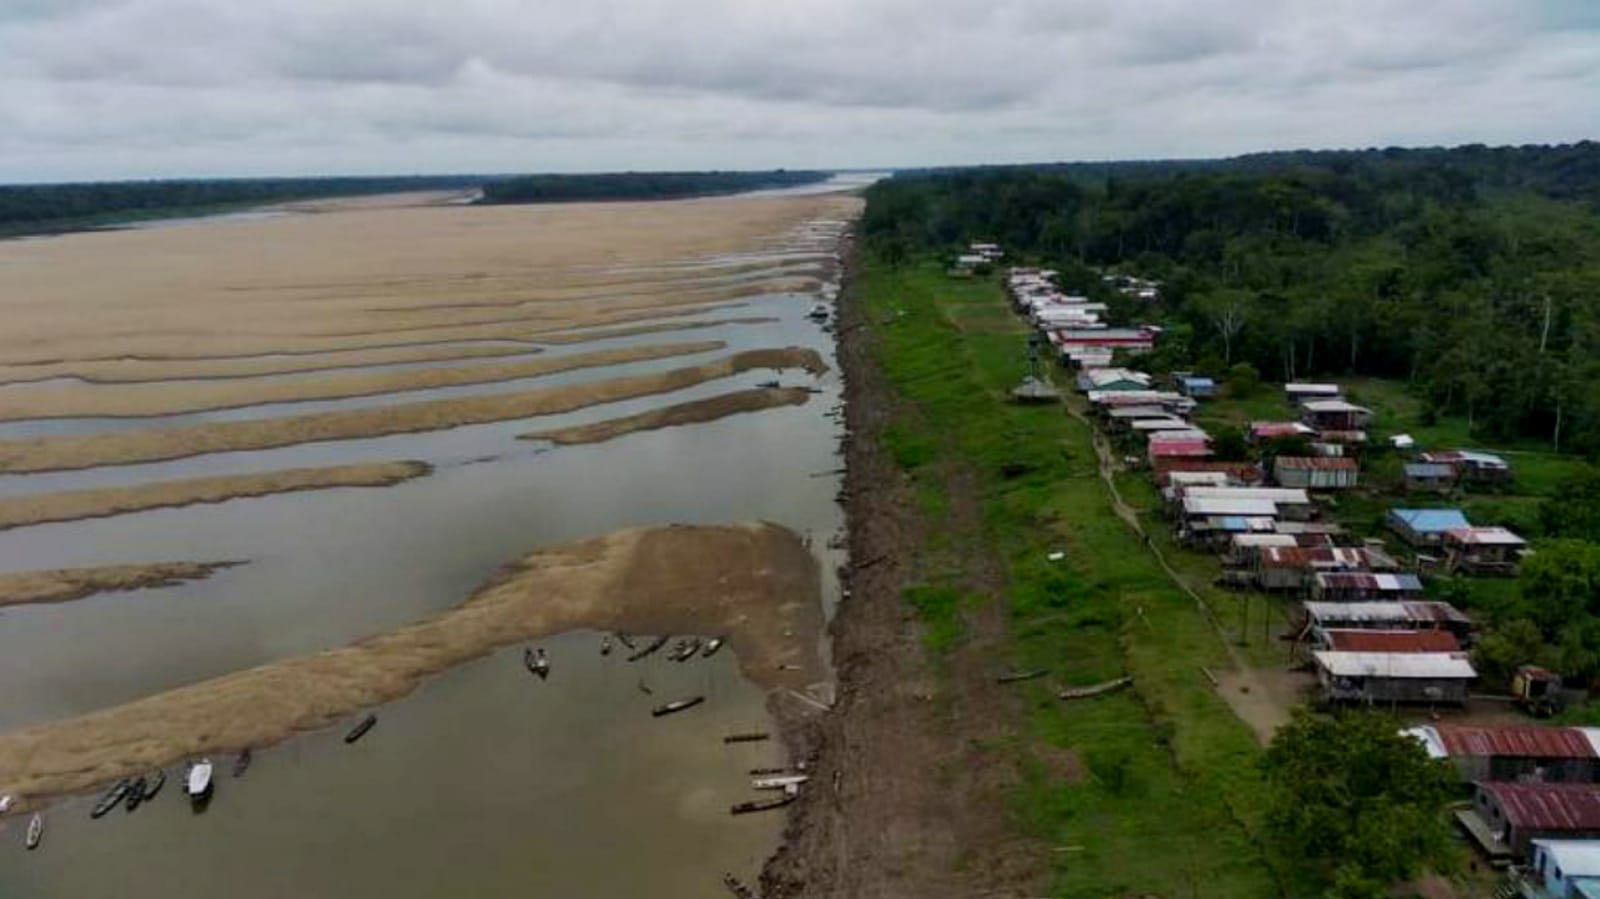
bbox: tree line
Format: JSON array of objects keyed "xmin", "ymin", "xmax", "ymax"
[
  {"xmin": 863, "ymin": 142, "xmax": 1600, "ymax": 455},
  {"xmin": 477, "ymin": 170, "xmax": 829, "ymax": 204}
]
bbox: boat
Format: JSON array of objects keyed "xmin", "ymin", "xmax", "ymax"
[
  {"xmin": 344, "ymin": 714, "xmax": 378, "ymax": 744},
  {"xmin": 0, "ymin": 794, "xmax": 14, "ymax": 815},
  {"xmin": 807, "ymin": 304, "xmax": 830, "ymax": 321},
  {"xmin": 757, "ymin": 379, "xmax": 781, "ymax": 389},
  {"xmin": 90, "ymin": 779, "xmax": 131, "ymax": 819},
  {"xmin": 25, "ymin": 813, "xmax": 42, "ymax": 850},
  {"xmin": 752, "ymin": 774, "xmax": 810, "ymax": 791},
  {"xmin": 185, "ymin": 760, "xmax": 214, "ymax": 800},
  {"xmin": 651, "ymin": 696, "xmax": 705, "ymax": 718},
  {"xmin": 723, "ymin": 732, "xmax": 770, "ymax": 744},
  {"xmin": 670, "ymin": 638, "xmax": 702, "ymax": 661},
  {"xmin": 615, "ymin": 632, "xmax": 636, "ymax": 650},
  {"xmin": 124, "ymin": 776, "xmax": 148, "ymax": 812},
  {"xmin": 701, "ymin": 637, "xmax": 725, "ymax": 658},
  {"xmin": 523, "ymin": 647, "xmax": 550, "ymax": 679},
  {"xmin": 730, "ymin": 792, "xmax": 796, "ymax": 815},
  {"xmin": 142, "ymin": 769, "xmax": 166, "ymax": 802},
  {"xmin": 600, "ymin": 636, "xmax": 613, "ymax": 656},
  {"xmin": 627, "ymin": 635, "xmax": 670, "ymax": 662},
  {"xmin": 233, "ymin": 748, "xmax": 253, "ymax": 778},
  {"xmin": 722, "ymin": 872, "xmax": 759, "ymax": 899}
]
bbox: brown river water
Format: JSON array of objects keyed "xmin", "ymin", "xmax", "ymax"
[{"xmin": 0, "ymin": 181, "xmax": 866, "ymax": 898}]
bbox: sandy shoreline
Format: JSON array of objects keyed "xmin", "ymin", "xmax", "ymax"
[
  {"xmin": 0, "ymin": 561, "xmax": 242, "ymax": 608},
  {"xmin": 0, "ymin": 522, "xmax": 821, "ymax": 802},
  {"xmin": 0, "ymin": 340, "xmax": 724, "ymax": 421},
  {"xmin": 0, "ymin": 461, "xmax": 432, "ymax": 531},
  {"xmin": 0, "ymin": 347, "xmax": 826, "ymax": 473},
  {"xmin": 522, "ymin": 387, "xmax": 811, "ymax": 445}
]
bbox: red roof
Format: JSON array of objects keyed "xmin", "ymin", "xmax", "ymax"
[
  {"xmin": 1277, "ymin": 456, "xmax": 1359, "ymax": 471},
  {"xmin": 1252, "ymin": 421, "xmax": 1311, "ymax": 438},
  {"xmin": 1324, "ymin": 630, "xmax": 1460, "ymax": 652},
  {"xmin": 1261, "ymin": 547, "xmax": 1369, "ymax": 569},
  {"xmin": 1153, "ymin": 460, "xmax": 1263, "ymax": 484},
  {"xmin": 1481, "ymin": 783, "xmax": 1600, "ymax": 831},
  {"xmin": 1440, "ymin": 726, "xmax": 1594, "ymax": 759}
]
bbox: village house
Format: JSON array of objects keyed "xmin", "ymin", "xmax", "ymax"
[
  {"xmin": 1274, "ymin": 456, "xmax": 1360, "ymax": 490},
  {"xmin": 1311, "ymin": 570, "xmax": 1425, "ymax": 603},
  {"xmin": 1446, "ymin": 526, "xmax": 1528, "ymax": 575},
  {"xmin": 1174, "ymin": 374, "xmax": 1216, "ymax": 399},
  {"xmin": 1250, "ymin": 421, "xmax": 1316, "ymax": 443},
  {"xmin": 1256, "ymin": 546, "xmax": 1397, "ymax": 593},
  {"xmin": 1300, "ymin": 398, "xmax": 1373, "ymax": 433},
  {"xmin": 1523, "ymin": 839, "xmax": 1600, "ymax": 898},
  {"xmin": 1320, "ymin": 629, "xmax": 1460, "ymax": 653},
  {"xmin": 1273, "ymin": 520, "xmax": 1348, "ymax": 546},
  {"xmin": 1048, "ymin": 327, "xmax": 1157, "ymax": 360},
  {"xmin": 1424, "ymin": 449, "xmax": 1515, "ymax": 486},
  {"xmin": 1301, "ymin": 600, "xmax": 1474, "ymax": 644},
  {"xmin": 1179, "ymin": 486, "xmax": 1316, "ymax": 521},
  {"xmin": 1148, "ymin": 431, "xmax": 1212, "ymax": 467},
  {"xmin": 1466, "ymin": 783, "xmax": 1600, "ymax": 860},
  {"xmin": 1226, "ymin": 532, "xmax": 1300, "ymax": 565},
  {"xmin": 1405, "ymin": 725, "xmax": 1600, "ymax": 784},
  {"xmin": 1389, "ymin": 507, "xmax": 1472, "ymax": 548},
  {"xmin": 1285, "ymin": 382, "xmax": 1343, "ymax": 405},
  {"xmin": 1312, "ymin": 650, "xmax": 1476, "ymax": 705},
  {"xmin": 1129, "ymin": 417, "xmax": 1198, "ymax": 439},
  {"xmin": 1404, "ymin": 461, "xmax": 1458, "ymax": 493},
  {"xmin": 1150, "ymin": 460, "xmax": 1264, "ymax": 486},
  {"xmin": 1077, "ymin": 367, "xmax": 1151, "ymax": 393}
]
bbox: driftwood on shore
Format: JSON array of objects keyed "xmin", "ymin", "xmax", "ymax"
[{"xmin": 1057, "ymin": 677, "xmax": 1133, "ymax": 701}]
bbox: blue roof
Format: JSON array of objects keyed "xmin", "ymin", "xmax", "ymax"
[
  {"xmin": 1404, "ymin": 463, "xmax": 1454, "ymax": 477},
  {"xmin": 1180, "ymin": 376, "xmax": 1215, "ymax": 387},
  {"xmin": 1390, "ymin": 508, "xmax": 1470, "ymax": 533}
]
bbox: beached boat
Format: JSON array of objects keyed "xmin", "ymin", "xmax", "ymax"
[
  {"xmin": 730, "ymin": 792, "xmax": 796, "ymax": 815},
  {"xmin": 90, "ymin": 779, "xmax": 131, "ymax": 819},
  {"xmin": 124, "ymin": 776, "xmax": 148, "ymax": 812},
  {"xmin": 757, "ymin": 379, "xmax": 781, "ymax": 389},
  {"xmin": 524, "ymin": 647, "xmax": 550, "ymax": 679},
  {"xmin": 0, "ymin": 794, "xmax": 14, "ymax": 815},
  {"xmin": 233, "ymin": 748, "xmax": 252, "ymax": 778},
  {"xmin": 807, "ymin": 304, "xmax": 830, "ymax": 321},
  {"xmin": 669, "ymin": 638, "xmax": 702, "ymax": 661},
  {"xmin": 627, "ymin": 635, "xmax": 670, "ymax": 662},
  {"xmin": 25, "ymin": 813, "xmax": 42, "ymax": 850},
  {"xmin": 142, "ymin": 769, "xmax": 166, "ymax": 803},
  {"xmin": 344, "ymin": 714, "xmax": 378, "ymax": 744},
  {"xmin": 651, "ymin": 696, "xmax": 705, "ymax": 717},
  {"xmin": 752, "ymin": 774, "xmax": 810, "ymax": 791},
  {"xmin": 723, "ymin": 732, "xmax": 769, "ymax": 744},
  {"xmin": 701, "ymin": 637, "xmax": 725, "ymax": 658},
  {"xmin": 185, "ymin": 760, "xmax": 214, "ymax": 800}
]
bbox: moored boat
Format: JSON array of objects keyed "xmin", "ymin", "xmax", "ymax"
[
  {"xmin": 90, "ymin": 779, "xmax": 131, "ymax": 819},
  {"xmin": 185, "ymin": 760, "xmax": 214, "ymax": 801},
  {"xmin": 142, "ymin": 769, "xmax": 166, "ymax": 802},
  {"xmin": 651, "ymin": 696, "xmax": 705, "ymax": 717},
  {"xmin": 524, "ymin": 647, "xmax": 550, "ymax": 679},
  {"xmin": 25, "ymin": 813, "xmax": 42, "ymax": 850},
  {"xmin": 344, "ymin": 714, "xmax": 378, "ymax": 744},
  {"xmin": 0, "ymin": 794, "xmax": 14, "ymax": 815},
  {"xmin": 627, "ymin": 635, "xmax": 670, "ymax": 662},
  {"xmin": 233, "ymin": 748, "xmax": 252, "ymax": 778},
  {"xmin": 701, "ymin": 637, "xmax": 725, "ymax": 658},
  {"xmin": 730, "ymin": 792, "xmax": 796, "ymax": 815},
  {"xmin": 600, "ymin": 635, "xmax": 613, "ymax": 656},
  {"xmin": 123, "ymin": 776, "xmax": 148, "ymax": 812},
  {"xmin": 669, "ymin": 638, "xmax": 702, "ymax": 661}
]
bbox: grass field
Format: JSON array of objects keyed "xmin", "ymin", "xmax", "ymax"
[{"xmin": 859, "ymin": 259, "xmax": 1285, "ymax": 898}]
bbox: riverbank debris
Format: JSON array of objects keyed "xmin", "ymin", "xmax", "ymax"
[
  {"xmin": 996, "ymin": 669, "xmax": 1049, "ymax": 685},
  {"xmin": 652, "ymin": 696, "xmax": 705, "ymax": 718},
  {"xmin": 1057, "ymin": 677, "xmax": 1133, "ymax": 701}
]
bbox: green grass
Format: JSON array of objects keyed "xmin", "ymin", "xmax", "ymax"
[{"xmin": 859, "ymin": 261, "xmax": 1283, "ymax": 898}]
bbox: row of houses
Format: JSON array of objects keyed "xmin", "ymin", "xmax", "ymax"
[{"xmin": 1005, "ymin": 267, "xmax": 1161, "ymax": 368}]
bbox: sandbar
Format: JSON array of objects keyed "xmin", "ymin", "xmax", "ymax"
[
  {"xmin": 0, "ymin": 561, "xmax": 242, "ymax": 609},
  {"xmin": 523, "ymin": 387, "xmax": 811, "ymax": 445}
]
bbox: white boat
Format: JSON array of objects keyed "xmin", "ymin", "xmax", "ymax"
[
  {"xmin": 0, "ymin": 794, "xmax": 14, "ymax": 815},
  {"xmin": 752, "ymin": 774, "xmax": 810, "ymax": 791},
  {"xmin": 185, "ymin": 759, "xmax": 214, "ymax": 799},
  {"xmin": 25, "ymin": 813, "xmax": 42, "ymax": 850},
  {"xmin": 807, "ymin": 304, "xmax": 830, "ymax": 321}
]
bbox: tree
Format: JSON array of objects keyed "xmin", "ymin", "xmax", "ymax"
[
  {"xmin": 1518, "ymin": 539, "xmax": 1600, "ymax": 636},
  {"xmin": 1211, "ymin": 425, "xmax": 1251, "ymax": 462},
  {"xmin": 1540, "ymin": 470, "xmax": 1600, "ymax": 542},
  {"xmin": 1262, "ymin": 710, "xmax": 1457, "ymax": 888}
]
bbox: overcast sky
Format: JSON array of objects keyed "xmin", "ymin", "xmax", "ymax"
[{"xmin": 2, "ymin": 0, "xmax": 1598, "ymax": 182}]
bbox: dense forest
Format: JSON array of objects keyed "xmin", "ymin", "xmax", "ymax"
[
  {"xmin": 0, "ymin": 175, "xmax": 489, "ymax": 237},
  {"xmin": 863, "ymin": 142, "xmax": 1600, "ymax": 456},
  {"xmin": 477, "ymin": 169, "xmax": 829, "ymax": 204}
]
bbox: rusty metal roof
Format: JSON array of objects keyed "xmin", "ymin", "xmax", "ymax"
[
  {"xmin": 1324, "ymin": 630, "xmax": 1460, "ymax": 652},
  {"xmin": 1261, "ymin": 547, "xmax": 1369, "ymax": 569},
  {"xmin": 1481, "ymin": 783, "xmax": 1600, "ymax": 831},
  {"xmin": 1441, "ymin": 726, "xmax": 1596, "ymax": 759},
  {"xmin": 1276, "ymin": 456, "xmax": 1359, "ymax": 471},
  {"xmin": 1446, "ymin": 527, "xmax": 1527, "ymax": 547}
]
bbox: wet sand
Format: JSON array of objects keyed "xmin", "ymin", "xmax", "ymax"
[
  {"xmin": 524, "ymin": 387, "xmax": 812, "ymax": 445},
  {"xmin": 0, "ymin": 522, "xmax": 821, "ymax": 802},
  {"xmin": 0, "ymin": 348, "xmax": 825, "ymax": 473},
  {"xmin": 0, "ymin": 461, "xmax": 431, "ymax": 531},
  {"xmin": 0, "ymin": 561, "xmax": 241, "ymax": 608},
  {"xmin": 0, "ymin": 340, "xmax": 724, "ymax": 421}
]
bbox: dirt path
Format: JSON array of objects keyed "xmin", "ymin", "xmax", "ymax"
[{"xmin": 1065, "ymin": 398, "xmax": 1290, "ymax": 742}]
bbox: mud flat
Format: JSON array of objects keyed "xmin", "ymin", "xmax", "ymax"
[
  {"xmin": 0, "ymin": 561, "xmax": 241, "ymax": 608},
  {"xmin": 0, "ymin": 340, "xmax": 724, "ymax": 421},
  {"xmin": 0, "ymin": 461, "xmax": 431, "ymax": 531},
  {"xmin": 0, "ymin": 522, "xmax": 821, "ymax": 801},
  {"xmin": 0, "ymin": 347, "xmax": 826, "ymax": 473},
  {"xmin": 523, "ymin": 387, "xmax": 811, "ymax": 446}
]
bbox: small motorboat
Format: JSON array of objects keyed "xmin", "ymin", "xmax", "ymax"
[
  {"xmin": 669, "ymin": 638, "xmax": 702, "ymax": 662},
  {"xmin": 730, "ymin": 792, "xmax": 797, "ymax": 815},
  {"xmin": 185, "ymin": 760, "xmax": 214, "ymax": 801},
  {"xmin": 344, "ymin": 714, "xmax": 378, "ymax": 744},
  {"xmin": 757, "ymin": 379, "xmax": 781, "ymax": 389},
  {"xmin": 25, "ymin": 813, "xmax": 42, "ymax": 850},
  {"xmin": 701, "ymin": 637, "xmax": 725, "ymax": 658},
  {"xmin": 722, "ymin": 872, "xmax": 758, "ymax": 899},
  {"xmin": 233, "ymin": 749, "xmax": 253, "ymax": 778},
  {"xmin": 524, "ymin": 647, "xmax": 550, "ymax": 679},
  {"xmin": 752, "ymin": 774, "xmax": 810, "ymax": 791},
  {"xmin": 0, "ymin": 794, "xmax": 14, "ymax": 815},
  {"xmin": 615, "ymin": 632, "xmax": 636, "ymax": 650},
  {"xmin": 142, "ymin": 769, "xmax": 166, "ymax": 803},
  {"xmin": 600, "ymin": 636, "xmax": 613, "ymax": 656},
  {"xmin": 123, "ymin": 775, "xmax": 148, "ymax": 813},
  {"xmin": 651, "ymin": 696, "xmax": 705, "ymax": 718},
  {"xmin": 627, "ymin": 635, "xmax": 670, "ymax": 662},
  {"xmin": 807, "ymin": 304, "xmax": 830, "ymax": 321},
  {"xmin": 90, "ymin": 779, "xmax": 131, "ymax": 819}
]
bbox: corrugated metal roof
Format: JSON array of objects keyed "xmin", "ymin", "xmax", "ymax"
[
  {"xmin": 1390, "ymin": 508, "xmax": 1472, "ymax": 533},
  {"xmin": 1303, "ymin": 601, "xmax": 1470, "ymax": 625},
  {"xmin": 1285, "ymin": 383, "xmax": 1341, "ymax": 395},
  {"xmin": 1233, "ymin": 534, "xmax": 1299, "ymax": 548},
  {"xmin": 1184, "ymin": 496, "xmax": 1279, "ymax": 517},
  {"xmin": 1313, "ymin": 651, "xmax": 1476, "ymax": 679},
  {"xmin": 1251, "ymin": 421, "xmax": 1316, "ymax": 437},
  {"xmin": 1315, "ymin": 571, "xmax": 1423, "ymax": 592},
  {"xmin": 1303, "ymin": 400, "xmax": 1371, "ymax": 414},
  {"xmin": 1533, "ymin": 841, "xmax": 1600, "ymax": 880},
  {"xmin": 1130, "ymin": 418, "xmax": 1193, "ymax": 431},
  {"xmin": 1276, "ymin": 456, "xmax": 1359, "ymax": 471},
  {"xmin": 1446, "ymin": 527, "xmax": 1526, "ymax": 546},
  {"xmin": 1107, "ymin": 405, "xmax": 1173, "ymax": 419},
  {"xmin": 1439, "ymin": 726, "xmax": 1596, "ymax": 759},
  {"xmin": 1404, "ymin": 463, "xmax": 1455, "ymax": 478},
  {"xmin": 1425, "ymin": 450, "xmax": 1510, "ymax": 469},
  {"xmin": 1261, "ymin": 547, "xmax": 1370, "ymax": 569},
  {"xmin": 1481, "ymin": 783, "xmax": 1600, "ymax": 831},
  {"xmin": 1183, "ymin": 486, "xmax": 1310, "ymax": 503},
  {"xmin": 1403, "ymin": 725, "xmax": 1449, "ymax": 759},
  {"xmin": 1325, "ymin": 630, "xmax": 1460, "ymax": 652}
]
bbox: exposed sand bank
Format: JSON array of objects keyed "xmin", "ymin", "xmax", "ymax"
[
  {"xmin": 0, "ymin": 340, "xmax": 724, "ymax": 421},
  {"xmin": 523, "ymin": 387, "xmax": 811, "ymax": 446},
  {"xmin": 0, "ymin": 522, "xmax": 821, "ymax": 801},
  {"xmin": 0, "ymin": 561, "xmax": 242, "ymax": 609},
  {"xmin": 0, "ymin": 347, "xmax": 826, "ymax": 473},
  {"xmin": 0, "ymin": 462, "xmax": 431, "ymax": 531}
]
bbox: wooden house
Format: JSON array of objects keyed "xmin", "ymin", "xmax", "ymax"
[
  {"xmin": 1300, "ymin": 399, "xmax": 1372, "ymax": 433},
  {"xmin": 1312, "ymin": 650, "xmax": 1475, "ymax": 705},
  {"xmin": 1422, "ymin": 450, "xmax": 1514, "ymax": 486},
  {"xmin": 1389, "ymin": 507, "xmax": 1472, "ymax": 548},
  {"xmin": 1404, "ymin": 462, "xmax": 1457, "ymax": 493},
  {"xmin": 1285, "ymin": 383, "xmax": 1341, "ymax": 405},
  {"xmin": 1405, "ymin": 725, "xmax": 1600, "ymax": 784},
  {"xmin": 1311, "ymin": 571, "xmax": 1424, "ymax": 603},
  {"xmin": 1175, "ymin": 375, "xmax": 1216, "ymax": 399},
  {"xmin": 1468, "ymin": 783, "xmax": 1600, "ymax": 858},
  {"xmin": 1445, "ymin": 527, "xmax": 1527, "ymax": 575},
  {"xmin": 1527, "ymin": 840, "xmax": 1600, "ymax": 897},
  {"xmin": 1301, "ymin": 600, "xmax": 1473, "ymax": 644},
  {"xmin": 1274, "ymin": 456, "xmax": 1359, "ymax": 490}
]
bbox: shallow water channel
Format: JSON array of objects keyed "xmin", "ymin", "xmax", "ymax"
[{"xmin": 0, "ymin": 215, "xmax": 853, "ymax": 897}]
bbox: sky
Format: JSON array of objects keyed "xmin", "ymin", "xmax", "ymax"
[{"xmin": 2, "ymin": 0, "xmax": 1598, "ymax": 182}]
